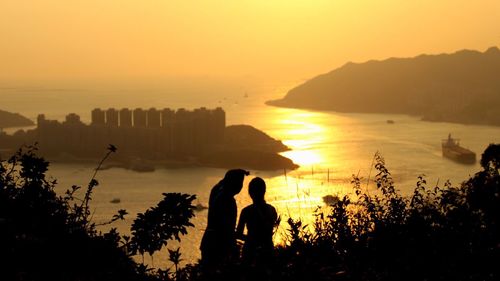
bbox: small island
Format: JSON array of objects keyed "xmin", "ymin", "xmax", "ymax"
[
  {"xmin": 0, "ymin": 107, "xmax": 298, "ymax": 171},
  {"xmin": 0, "ymin": 109, "xmax": 34, "ymax": 129},
  {"xmin": 268, "ymin": 47, "xmax": 500, "ymax": 126}
]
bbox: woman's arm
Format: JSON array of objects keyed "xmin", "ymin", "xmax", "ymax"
[{"xmin": 235, "ymin": 209, "xmax": 247, "ymax": 240}]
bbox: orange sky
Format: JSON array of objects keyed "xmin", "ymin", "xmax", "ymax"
[{"xmin": 1, "ymin": 0, "xmax": 499, "ymax": 83}]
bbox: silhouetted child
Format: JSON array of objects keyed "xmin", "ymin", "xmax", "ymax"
[
  {"xmin": 236, "ymin": 177, "xmax": 278, "ymax": 266},
  {"xmin": 200, "ymin": 169, "xmax": 249, "ymax": 269}
]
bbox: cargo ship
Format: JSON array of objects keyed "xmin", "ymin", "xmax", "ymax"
[{"xmin": 442, "ymin": 134, "xmax": 476, "ymax": 164}]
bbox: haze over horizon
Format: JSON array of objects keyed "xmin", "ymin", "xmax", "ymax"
[{"xmin": 1, "ymin": 0, "xmax": 499, "ymax": 86}]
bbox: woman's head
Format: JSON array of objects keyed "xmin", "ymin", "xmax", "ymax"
[{"xmin": 248, "ymin": 177, "xmax": 266, "ymax": 202}]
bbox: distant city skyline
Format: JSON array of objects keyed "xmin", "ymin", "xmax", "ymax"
[{"xmin": 36, "ymin": 107, "xmax": 226, "ymax": 158}]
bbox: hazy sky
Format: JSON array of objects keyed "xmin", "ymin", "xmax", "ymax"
[{"xmin": 1, "ymin": 0, "xmax": 499, "ymax": 83}]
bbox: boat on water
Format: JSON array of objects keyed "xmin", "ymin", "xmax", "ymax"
[
  {"xmin": 128, "ymin": 158, "xmax": 155, "ymax": 172},
  {"xmin": 194, "ymin": 203, "xmax": 208, "ymax": 212},
  {"xmin": 442, "ymin": 134, "xmax": 476, "ymax": 164}
]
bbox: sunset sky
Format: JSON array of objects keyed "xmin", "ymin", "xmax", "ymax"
[{"xmin": 1, "ymin": 0, "xmax": 499, "ymax": 83}]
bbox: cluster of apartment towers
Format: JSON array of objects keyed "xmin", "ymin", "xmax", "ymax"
[{"xmin": 36, "ymin": 107, "xmax": 226, "ymax": 158}]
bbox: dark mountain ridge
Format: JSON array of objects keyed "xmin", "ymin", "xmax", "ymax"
[
  {"xmin": 268, "ymin": 47, "xmax": 500, "ymax": 126},
  {"xmin": 0, "ymin": 109, "xmax": 34, "ymax": 128}
]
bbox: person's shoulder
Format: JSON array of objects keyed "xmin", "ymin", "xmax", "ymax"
[
  {"xmin": 243, "ymin": 204, "xmax": 254, "ymax": 211},
  {"xmin": 265, "ymin": 203, "xmax": 276, "ymax": 210},
  {"xmin": 265, "ymin": 203, "xmax": 277, "ymax": 215},
  {"xmin": 242, "ymin": 204, "xmax": 253, "ymax": 212}
]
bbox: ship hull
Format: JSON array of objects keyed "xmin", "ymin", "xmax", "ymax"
[{"xmin": 442, "ymin": 146, "xmax": 476, "ymax": 164}]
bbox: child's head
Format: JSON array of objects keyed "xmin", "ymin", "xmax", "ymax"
[{"xmin": 248, "ymin": 177, "xmax": 266, "ymax": 202}]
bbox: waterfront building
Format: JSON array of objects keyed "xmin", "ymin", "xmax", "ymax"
[
  {"xmin": 133, "ymin": 108, "xmax": 146, "ymax": 128},
  {"xmin": 33, "ymin": 107, "xmax": 226, "ymax": 159},
  {"xmin": 147, "ymin": 108, "xmax": 161, "ymax": 128},
  {"xmin": 106, "ymin": 108, "xmax": 119, "ymax": 127},
  {"xmin": 161, "ymin": 108, "xmax": 175, "ymax": 128},
  {"xmin": 91, "ymin": 108, "xmax": 105, "ymax": 125},
  {"xmin": 65, "ymin": 113, "xmax": 82, "ymax": 125},
  {"xmin": 120, "ymin": 108, "xmax": 132, "ymax": 127}
]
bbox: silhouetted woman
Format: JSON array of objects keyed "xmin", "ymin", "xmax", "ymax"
[
  {"xmin": 236, "ymin": 177, "xmax": 278, "ymax": 266},
  {"xmin": 200, "ymin": 169, "xmax": 249, "ymax": 268}
]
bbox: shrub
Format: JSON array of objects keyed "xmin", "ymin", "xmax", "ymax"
[
  {"xmin": 2, "ymin": 143, "xmax": 498, "ymax": 281},
  {"xmin": 271, "ymin": 144, "xmax": 500, "ymax": 281},
  {"xmin": 1, "ymin": 145, "xmax": 196, "ymax": 281}
]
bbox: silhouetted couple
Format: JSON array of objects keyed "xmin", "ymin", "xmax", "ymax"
[{"xmin": 200, "ymin": 169, "xmax": 278, "ymax": 270}]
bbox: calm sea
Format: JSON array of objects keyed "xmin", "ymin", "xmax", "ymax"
[{"xmin": 2, "ymin": 82, "xmax": 499, "ymax": 266}]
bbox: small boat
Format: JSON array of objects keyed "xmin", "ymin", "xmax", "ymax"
[
  {"xmin": 386, "ymin": 120, "xmax": 395, "ymax": 124},
  {"xmin": 129, "ymin": 159, "xmax": 155, "ymax": 172},
  {"xmin": 194, "ymin": 203, "xmax": 208, "ymax": 212},
  {"xmin": 442, "ymin": 134, "xmax": 476, "ymax": 164},
  {"xmin": 110, "ymin": 198, "xmax": 121, "ymax": 204}
]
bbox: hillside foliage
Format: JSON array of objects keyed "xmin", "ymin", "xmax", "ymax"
[{"xmin": 1, "ymin": 143, "xmax": 499, "ymax": 281}]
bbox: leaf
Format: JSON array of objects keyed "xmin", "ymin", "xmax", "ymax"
[
  {"xmin": 107, "ymin": 144, "xmax": 118, "ymax": 153},
  {"xmin": 89, "ymin": 179, "xmax": 99, "ymax": 188}
]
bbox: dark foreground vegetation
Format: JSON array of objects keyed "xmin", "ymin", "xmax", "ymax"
[{"xmin": 1, "ymin": 144, "xmax": 499, "ymax": 281}]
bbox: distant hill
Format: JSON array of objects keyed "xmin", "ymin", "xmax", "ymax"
[
  {"xmin": 199, "ymin": 125, "xmax": 297, "ymax": 170},
  {"xmin": 0, "ymin": 109, "xmax": 34, "ymax": 128},
  {"xmin": 224, "ymin": 125, "xmax": 289, "ymax": 152},
  {"xmin": 268, "ymin": 47, "xmax": 500, "ymax": 126}
]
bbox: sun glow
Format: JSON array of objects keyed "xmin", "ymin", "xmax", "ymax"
[
  {"xmin": 281, "ymin": 149, "xmax": 322, "ymax": 166},
  {"xmin": 1, "ymin": 1, "xmax": 499, "ymax": 81},
  {"xmin": 271, "ymin": 110, "xmax": 330, "ymax": 166}
]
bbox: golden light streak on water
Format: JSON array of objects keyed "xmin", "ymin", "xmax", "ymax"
[
  {"xmin": 243, "ymin": 107, "xmax": 352, "ymax": 244},
  {"xmin": 281, "ymin": 149, "xmax": 323, "ymax": 166}
]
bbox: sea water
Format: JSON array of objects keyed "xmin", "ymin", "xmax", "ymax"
[{"xmin": 2, "ymin": 82, "xmax": 499, "ymax": 266}]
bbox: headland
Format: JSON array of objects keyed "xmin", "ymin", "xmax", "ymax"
[
  {"xmin": 267, "ymin": 47, "xmax": 500, "ymax": 126},
  {"xmin": 0, "ymin": 109, "xmax": 34, "ymax": 129}
]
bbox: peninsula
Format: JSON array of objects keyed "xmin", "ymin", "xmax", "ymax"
[
  {"xmin": 0, "ymin": 107, "xmax": 298, "ymax": 171},
  {"xmin": 268, "ymin": 47, "xmax": 500, "ymax": 126}
]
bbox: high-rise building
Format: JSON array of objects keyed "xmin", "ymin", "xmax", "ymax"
[
  {"xmin": 193, "ymin": 107, "xmax": 210, "ymax": 151},
  {"xmin": 91, "ymin": 108, "xmax": 105, "ymax": 125},
  {"xmin": 82, "ymin": 106, "xmax": 226, "ymax": 157},
  {"xmin": 173, "ymin": 108, "xmax": 194, "ymax": 155},
  {"xmin": 119, "ymin": 108, "xmax": 132, "ymax": 127},
  {"xmin": 65, "ymin": 113, "xmax": 82, "ymax": 125},
  {"xmin": 161, "ymin": 108, "xmax": 175, "ymax": 128},
  {"xmin": 106, "ymin": 108, "xmax": 119, "ymax": 127},
  {"xmin": 133, "ymin": 108, "xmax": 146, "ymax": 127},
  {"xmin": 37, "ymin": 114, "xmax": 46, "ymax": 126},
  {"xmin": 212, "ymin": 107, "xmax": 226, "ymax": 143},
  {"xmin": 147, "ymin": 108, "xmax": 161, "ymax": 128}
]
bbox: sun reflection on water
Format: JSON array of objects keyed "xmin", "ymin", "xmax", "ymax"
[
  {"xmin": 250, "ymin": 107, "xmax": 349, "ymax": 244},
  {"xmin": 281, "ymin": 150, "xmax": 322, "ymax": 166},
  {"xmin": 272, "ymin": 110, "xmax": 331, "ymax": 166}
]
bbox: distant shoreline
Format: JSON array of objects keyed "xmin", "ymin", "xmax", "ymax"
[
  {"xmin": 42, "ymin": 151, "xmax": 299, "ymax": 172},
  {"xmin": 267, "ymin": 100, "xmax": 500, "ymax": 128},
  {"xmin": 0, "ymin": 120, "xmax": 299, "ymax": 172}
]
